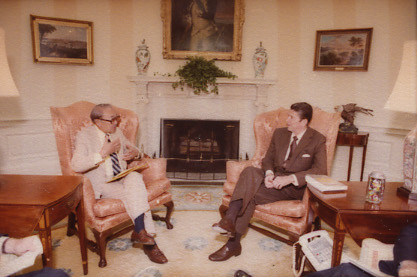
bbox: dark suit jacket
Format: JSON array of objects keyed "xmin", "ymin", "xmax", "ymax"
[{"xmin": 262, "ymin": 127, "xmax": 327, "ymax": 187}]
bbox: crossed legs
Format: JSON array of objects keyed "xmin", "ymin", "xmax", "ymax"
[{"xmin": 209, "ymin": 166, "xmax": 303, "ymax": 262}]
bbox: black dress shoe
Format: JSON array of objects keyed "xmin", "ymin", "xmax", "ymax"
[
  {"xmin": 234, "ymin": 270, "xmax": 252, "ymax": 277},
  {"xmin": 208, "ymin": 244, "xmax": 242, "ymax": 262},
  {"xmin": 212, "ymin": 217, "xmax": 236, "ymax": 237}
]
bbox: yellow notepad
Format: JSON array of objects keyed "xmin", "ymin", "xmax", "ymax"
[{"xmin": 107, "ymin": 163, "xmax": 149, "ymax": 183}]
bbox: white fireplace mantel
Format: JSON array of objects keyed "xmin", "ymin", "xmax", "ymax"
[
  {"xmin": 128, "ymin": 76, "xmax": 275, "ymax": 105},
  {"xmin": 128, "ymin": 75, "xmax": 275, "ymax": 157}
]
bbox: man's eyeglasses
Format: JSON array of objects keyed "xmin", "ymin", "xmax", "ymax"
[{"xmin": 98, "ymin": 115, "xmax": 121, "ymax": 124}]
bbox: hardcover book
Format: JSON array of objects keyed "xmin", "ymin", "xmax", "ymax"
[{"xmin": 306, "ymin": 174, "xmax": 348, "ymax": 193}]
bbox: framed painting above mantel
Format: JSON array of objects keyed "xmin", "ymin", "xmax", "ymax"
[
  {"xmin": 30, "ymin": 15, "xmax": 93, "ymax": 65},
  {"xmin": 161, "ymin": 0, "xmax": 245, "ymax": 61},
  {"xmin": 314, "ymin": 28, "xmax": 373, "ymax": 71}
]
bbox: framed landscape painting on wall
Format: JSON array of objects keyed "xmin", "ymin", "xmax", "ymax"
[
  {"xmin": 30, "ymin": 15, "xmax": 93, "ymax": 65},
  {"xmin": 314, "ymin": 28, "xmax": 373, "ymax": 71},
  {"xmin": 161, "ymin": 0, "xmax": 245, "ymax": 61}
]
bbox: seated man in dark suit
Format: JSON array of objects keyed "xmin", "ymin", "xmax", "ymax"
[
  {"xmin": 209, "ymin": 102, "xmax": 327, "ymax": 261},
  {"xmin": 307, "ymin": 221, "xmax": 417, "ymax": 277}
]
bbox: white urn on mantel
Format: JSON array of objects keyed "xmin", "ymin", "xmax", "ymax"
[{"xmin": 135, "ymin": 39, "xmax": 150, "ymax": 75}]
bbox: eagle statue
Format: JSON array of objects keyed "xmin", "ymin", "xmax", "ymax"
[{"xmin": 334, "ymin": 103, "xmax": 373, "ymax": 133}]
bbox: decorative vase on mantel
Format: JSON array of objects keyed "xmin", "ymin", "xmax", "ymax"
[
  {"xmin": 136, "ymin": 39, "xmax": 150, "ymax": 75},
  {"xmin": 253, "ymin": 41, "xmax": 268, "ymax": 78}
]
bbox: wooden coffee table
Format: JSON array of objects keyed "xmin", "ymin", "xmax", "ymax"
[
  {"xmin": 309, "ymin": 181, "xmax": 417, "ymax": 267},
  {"xmin": 0, "ymin": 174, "xmax": 88, "ymax": 275}
]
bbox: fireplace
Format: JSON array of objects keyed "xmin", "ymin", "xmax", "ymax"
[
  {"xmin": 161, "ymin": 119, "xmax": 239, "ymax": 180},
  {"xmin": 128, "ymin": 76, "xmax": 275, "ymax": 181}
]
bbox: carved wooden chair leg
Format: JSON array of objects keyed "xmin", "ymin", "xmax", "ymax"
[
  {"xmin": 151, "ymin": 201, "xmax": 174, "ymax": 229},
  {"xmin": 219, "ymin": 204, "xmax": 229, "ymax": 218},
  {"xmin": 66, "ymin": 212, "xmax": 77, "ymax": 237},
  {"xmin": 93, "ymin": 229, "xmax": 109, "ymax": 268}
]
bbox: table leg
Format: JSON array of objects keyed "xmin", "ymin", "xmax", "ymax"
[
  {"xmin": 38, "ymin": 210, "xmax": 52, "ymax": 268},
  {"xmin": 76, "ymin": 196, "xmax": 88, "ymax": 275},
  {"xmin": 360, "ymin": 144, "xmax": 368, "ymax": 182},
  {"xmin": 331, "ymin": 230, "xmax": 346, "ymax": 267},
  {"xmin": 347, "ymin": 146, "xmax": 354, "ymax": 181}
]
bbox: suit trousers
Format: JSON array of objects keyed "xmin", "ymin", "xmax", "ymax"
[
  {"xmin": 98, "ymin": 171, "xmax": 155, "ymax": 234},
  {"xmin": 229, "ymin": 166, "xmax": 306, "ymax": 235}
]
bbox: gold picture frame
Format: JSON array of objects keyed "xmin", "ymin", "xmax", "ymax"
[
  {"xmin": 314, "ymin": 28, "xmax": 373, "ymax": 71},
  {"xmin": 161, "ymin": 0, "xmax": 245, "ymax": 61},
  {"xmin": 30, "ymin": 15, "xmax": 93, "ymax": 65}
]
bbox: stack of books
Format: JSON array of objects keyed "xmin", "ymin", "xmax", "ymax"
[{"xmin": 306, "ymin": 174, "xmax": 348, "ymax": 193}]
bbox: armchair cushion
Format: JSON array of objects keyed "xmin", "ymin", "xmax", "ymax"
[{"xmin": 256, "ymin": 200, "xmax": 305, "ymax": 218}]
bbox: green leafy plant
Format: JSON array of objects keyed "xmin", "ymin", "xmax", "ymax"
[{"xmin": 172, "ymin": 56, "xmax": 237, "ymax": 95}]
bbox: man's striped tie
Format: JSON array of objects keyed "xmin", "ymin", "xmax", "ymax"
[
  {"xmin": 106, "ymin": 134, "xmax": 121, "ymax": 176},
  {"xmin": 110, "ymin": 152, "xmax": 121, "ymax": 176}
]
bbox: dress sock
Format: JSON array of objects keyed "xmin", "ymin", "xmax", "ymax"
[
  {"xmin": 134, "ymin": 213, "xmax": 145, "ymax": 233},
  {"xmin": 226, "ymin": 233, "xmax": 242, "ymax": 249}
]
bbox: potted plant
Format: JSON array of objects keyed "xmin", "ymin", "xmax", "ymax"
[{"xmin": 172, "ymin": 56, "xmax": 237, "ymax": 95}]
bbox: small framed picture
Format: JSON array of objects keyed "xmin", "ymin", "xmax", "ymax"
[
  {"xmin": 30, "ymin": 15, "xmax": 93, "ymax": 65},
  {"xmin": 314, "ymin": 28, "xmax": 373, "ymax": 71}
]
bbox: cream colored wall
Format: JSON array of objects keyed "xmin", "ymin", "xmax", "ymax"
[{"xmin": 0, "ymin": 0, "xmax": 415, "ymax": 180}]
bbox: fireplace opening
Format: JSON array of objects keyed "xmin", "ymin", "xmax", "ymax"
[{"xmin": 160, "ymin": 119, "xmax": 239, "ymax": 180}]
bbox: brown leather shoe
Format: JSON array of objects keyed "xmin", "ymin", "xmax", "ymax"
[
  {"xmin": 208, "ymin": 244, "xmax": 242, "ymax": 262},
  {"xmin": 131, "ymin": 230, "xmax": 155, "ymax": 245},
  {"xmin": 144, "ymin": 244, "xmax": 168, "ymax": 264},
  {"xmin": 212, "ymin": 217, "xmax": 236, "ymax": 237}
]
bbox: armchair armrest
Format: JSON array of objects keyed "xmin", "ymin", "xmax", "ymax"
[
  {"xmin": 226, "ymin": 159, "xmax": 262, "ymax": 184},
  {"xmin": 130, "ymin": 158, "xmax": 168, "ymax": 184}
]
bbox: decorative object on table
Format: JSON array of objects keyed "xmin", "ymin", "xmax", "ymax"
[
  {"xmin": 136, "ymin": 39, "xmax": 150, "ymax": 75},
  {"xmin": 161, "ymin": 0, "xmax": 245, "ymax": 61},
  {"xmin": 384, "ymin": 40, "xmax": 417, "ymax": 200},
  {"xmin": 365, "ymin": 171, "xmax": 385, "ymax": 204},
  {"xmin": 30, "ymin": 15, "xmax": 93, "ymax": 65},
  {"xmin": 314, "ymin": 28, "xmax": 373, "ymax": 71},
  {"xmin": 253, "ymin": 41, "xmax": 267, "ymax": 78},
  {"xmin": 172, "ymin": 56, "xmax": 237, "ymax": 95},
  {"xmin": 0, "ymin": 28, "xmax": 19, "ymax": 97},
  {"xmin": 334, "ymin": 103, "xmax": 374, "ymax": 133}
]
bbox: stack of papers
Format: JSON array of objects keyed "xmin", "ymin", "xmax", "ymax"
[{"xmin": 306, "ymin": 174, "xmax": 347, "ymax": 193}]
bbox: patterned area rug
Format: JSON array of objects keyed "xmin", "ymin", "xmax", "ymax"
[
  {"xmin": 19, "ymin": 185, "xmax": 361, "ymax": 277},
  {"xmin": 165, "ymin": 184, "xmax": 224, "ymax": 211}
]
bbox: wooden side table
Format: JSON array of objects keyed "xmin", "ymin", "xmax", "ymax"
[
  {"xmin": 336, "ymin": 131, "xmax": 369, "ymax": 181},
  {"xmin": 309, "ymin": 181, "xmax": 417, "ymax": 267},
  {"xmin": 0, "ymin": 174, "xmax": 88, "ymax": 275}
]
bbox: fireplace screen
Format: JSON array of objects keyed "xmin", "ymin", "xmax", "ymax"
[{"xmin": 161, "ymin": 119, "xmax": 239, "ymax": 180}]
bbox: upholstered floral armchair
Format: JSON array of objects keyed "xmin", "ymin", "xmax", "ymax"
[
  {"xmin": 50, "ymin": 101, "xmax": 174, "ymax": 268},
  {"xmin": 219, "ymin": 107, "xmax": 340, "ymax": 265}
]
